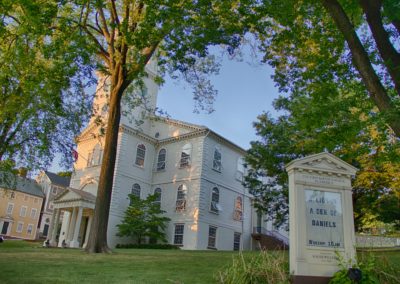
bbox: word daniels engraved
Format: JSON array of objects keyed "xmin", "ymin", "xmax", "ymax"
[{"xmin": 305, "ymin": 190, "xmax": 344, "ymax": 248}]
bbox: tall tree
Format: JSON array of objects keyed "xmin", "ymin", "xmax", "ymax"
[
  {"xmin": 61, "ymin": 0, "xmax": 254, "ymax": 253},
  {"xmin": 244, "ymin": 81, "xmax": 400, "ymax": 230},
  {"xmin": 255, "ymin": 0, "xmax": 400, "ymax": 137},
  {"xmin": 0, "ymin": 1, "xmax": 94, "ymax": 173}
]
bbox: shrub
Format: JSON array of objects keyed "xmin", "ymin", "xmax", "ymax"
[
  {"xmin": 216, "ymin": 251, "xmax": 290, "ymax": 284},
  {"xmin": 115, "ymin": 243, "xmax": 180, "ymax": 250},
  {"xmin": 330, "ymin": 251, "xmax": 400, "ymax": 284}
]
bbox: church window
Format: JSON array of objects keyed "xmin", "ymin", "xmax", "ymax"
[
  {"xmin": 156, "ymin": 149, "xmax": 166, "ymax": 171},
  {"xmin": 154, "ymin": 188, "xmax": 162, "ymax": 207},
  {"xmin": 135, "ymin": 144, "xmax": 146, "ymax": 167},
  {"xmin": 233, "ymin": 232, "xmax": 241, "ymax": 251},
  {"xmin": 174, "ymin": 224, "xmax": 184, "ymax": 245},
  {"xmin": 179, "ymin": 143, "xmax": 191, "ymax": 168},
  {"xmin": 207, "ymin": 226, "xmax": 217, "ymax": 249},
  {"xmin": 130, "ymin": 183, "xmax": 141, "ymax": 205},
  {"xmin": 213, "ymin": 147, "xmax": 222, "ymax": 172},
  {"xmin": 233, "ymin": 196, "xmax": 243, "ymax": 221},
  {"xmin": 176, "ymin": 184, "xmax": 187, "ymax": 211},
  {"xmin": 236, "ymin": 157, "xmax": 245, "ymax": 181},
  {"xmin": 210, "ymin": 187, "xmax": 220, "ymax": 214},
  {"xmin": 87, "ymin": 144, "xmax": 103, "ymax": 167}
]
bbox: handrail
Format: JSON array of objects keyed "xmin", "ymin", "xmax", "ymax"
[{"xmin": 253, "ymin": 227, "xmax": 289, "ymax": 245}]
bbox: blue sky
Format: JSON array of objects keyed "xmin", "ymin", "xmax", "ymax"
[{"xmin": 158, "ymin": 55, "xmax": 280, "ymax": 150}]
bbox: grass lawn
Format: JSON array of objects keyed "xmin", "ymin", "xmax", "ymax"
[
  {"xmin": 0, "ymin": 240, "xmax": 252, "ymax": 284},
  {"xmin": 0, "ymin": 241, "xmax": 399, "ymax": 284}
]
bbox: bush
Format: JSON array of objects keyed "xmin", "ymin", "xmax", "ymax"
[
  {"xmin": 330, "ymin": 251, "xmax": 400, "ymax": 284},
  {"xmin": 216, "ymin": 251, "xmax": 290, "ymax": 284},
  {"xmin": 115, "ymin": 243, "xmax": 180, "ymax": 250}
]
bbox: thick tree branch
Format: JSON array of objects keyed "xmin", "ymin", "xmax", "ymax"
[
  {"xmin": 97, "ymin": 6, "xmax": 111, "ymax": 43},
  {"xmin": 360, "ymin": 0, "xmax": 400, "ymax": 96},
  {"xmin": 322, "ymin": 0, "xmax": 400, "ymax": 137},
  {"xmin": 110, "ymin": 0, "xmax": 120, "ymax": 26},
  {"xmin": 392, "ymin": 20, "xmax": 400, "ymax": 35}
]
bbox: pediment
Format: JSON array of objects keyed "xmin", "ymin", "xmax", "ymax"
[
  {"xmin": 54, "ymin": 189, "xmax": 81, "ymax": 202},
  {"xmin": 76, "ymin": 124, "xmax": 103, "ymax": 142},
  {"xmin": 286, "ymin": 152, "xmax": 357, "ymax": 175}
]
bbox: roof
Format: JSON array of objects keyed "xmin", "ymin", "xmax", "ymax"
[
  {"xmin": 54, "ymin": 187, "xmax": 96, "ymax": 203},
  {"xmin": 154, "ymin": 116, "xmax": 247, "ymax": 154},
  {"xmin": 44, "ymin": 171, "xmax": 70, "ymax": 187},
  {"xmin": 67, "ymin": 187, "xmax": 96, "ymax": 202},
  {"xmin": 0, "ymin": 174, "xmax": 44, "ymax": 198}
]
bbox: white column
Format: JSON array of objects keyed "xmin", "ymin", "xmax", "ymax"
[
  {"xmin": 50, "ymin": 209, "xmax": 60, "ymax": 246},
  {"xmin": 70, "ymin": 207, "xmax": 83, "ymax": 248},
  {"xmin": 83, "ymin": 215, "xmax": 93, "ymax": 249},
  {"xmin": 66, "ymin": 207, "xmax": 77, "ymax": 244}
]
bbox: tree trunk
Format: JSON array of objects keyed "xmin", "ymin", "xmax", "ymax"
[
  {"xmin": 85, "ymin": 81, "xmax": 124, "ymax": 253},
  {"xmin": 360, "ymin": 0, "xmax": 400, "ymax": 96},
  {"xmin": 322, "ymin": 0, "xmax": 400, "ymax": 137}
]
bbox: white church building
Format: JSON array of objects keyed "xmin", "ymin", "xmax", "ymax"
[{"xmin": 48, "ymin": 61, "xmax": 285, "ymax": 250}]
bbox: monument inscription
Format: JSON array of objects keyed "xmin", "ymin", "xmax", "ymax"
[{"xmin": 305, "ymin": 190, "xmax": 344, "ymax": 249}]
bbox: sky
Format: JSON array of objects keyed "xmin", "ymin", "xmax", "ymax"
[{"xmin": 157, "ymin": 54, "xmax": 280, "ymax": 150}]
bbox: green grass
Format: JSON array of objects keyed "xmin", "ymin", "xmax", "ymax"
[
  {"xmin": 0, "ymin": 241, "xmax": 252, "ymax": 284},
  {"xmin": 0, "ymin": 241, "xmax": 399, "ymax": 284}
]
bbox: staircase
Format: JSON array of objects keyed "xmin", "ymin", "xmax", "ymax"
[{"xmin": 252, "ymin": 227, "xmax": 289, "ymax": 250}]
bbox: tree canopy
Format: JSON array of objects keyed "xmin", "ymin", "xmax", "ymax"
[
  {"xmin": 254, "ymin": 0, "xmax": 400, "ymax": 137},
  {"xmin": 0, "ymin": 0, "xmax": 94, "ymax": 173},
  {"xmin": 244, "ymin": 79, "xmax": 400, "ymax": 230}
]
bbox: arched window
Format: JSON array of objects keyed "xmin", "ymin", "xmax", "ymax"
[
  {"xmin": 210, "ymin": 187, "xmax": 220, "ymax": 213},
  {"xmin": 236, "ymin": 157, "xmax": 245, "ymax": 181},
  {"xmin": 180, "ymin": 143, "xmax": 192, "ymax": 168},
  {"xmin": 156, "ymin": 149, "xmax": 166, "ymax": 171},
  {"xmin": 135, "ymin": 144, "xmax": 146, "ymax": 167},
  {"xmin": 233, "ymin": 196, "xmax": 243, "ymax": 221},
  {"xmin": 130, "ymin": 183, "xmax": 141, "ymax": 205},
  {"xmin": 87, "ymin": 143, "xmax": 103, "ymax": 167},
  {"xmin": 176, "ymin": 184, "xmax": 187, "ymax": 211},
  {"xmin": 213, "ymin": 147, "xmax": 222, "ymax": 172},
  {"xmin": 154, "ymin": 188, "xmax": 162, "ymax": 207}
]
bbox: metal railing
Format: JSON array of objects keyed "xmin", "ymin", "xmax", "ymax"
[{"xmin": 253, "ymin": 227, "xmax": 289, "ymax": 245}]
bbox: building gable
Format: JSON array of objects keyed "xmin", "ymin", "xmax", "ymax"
[{"xmin": 286, "ymin": 152, "xmax": 358, "ymax": 176}]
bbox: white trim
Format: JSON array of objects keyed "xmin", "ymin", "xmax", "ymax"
[
  {"xmin": 20, "ymin": 206, "xmax": 27, "ymax": 217},
  {"xmin": 6, "ymin": 203, "xmax": 14, "ymax": 215},
  {"xmin": 30, "ymin": 208, "xmax": 37, "ymax": 219},
  {"xmin": 16, "ymin": 221, "xmax": 24, "ymax": 233}
]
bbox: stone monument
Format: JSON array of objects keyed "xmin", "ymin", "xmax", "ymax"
[{"xmin": 286, "ymin": 152, "xmax": 357, "ymax": 284}]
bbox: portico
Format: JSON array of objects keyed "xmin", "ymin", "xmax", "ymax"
[{"xmin": 49, "ymin": 187, "xmax": 96, "ymax": 248}]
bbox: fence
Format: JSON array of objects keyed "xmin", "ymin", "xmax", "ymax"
[{"xmin": 356, "ymin": 235, "xmax": 400, "ymax": 248}]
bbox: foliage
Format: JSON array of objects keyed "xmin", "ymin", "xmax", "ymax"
[
  {"xmin": 330, "ymin": 251, "xmax": 400, "ymax": 284},
  {"xmin": 56, "ymin": 171, "xmax": 72, "ymax": 178},
  {"xmin": 117, "ymin": 193, "xmax": 170, "ymax": 245},
  {"xmin": 216, "ymin": 251, "xmax": 290, "ymax": 284},
  {"xmin": 253, "ymin": 0, "xmax": 400, "ymax": 136},
  {"xmin": 115, "ymin": 243, "xmax": 179, "ymax": 249},
  {"xmin": 244, "ymin": 78, "xmax": 400, "ymax": 230},
  {"xmin": 0, "ymin": 0, "xmax": 95, "ymax": 171}
]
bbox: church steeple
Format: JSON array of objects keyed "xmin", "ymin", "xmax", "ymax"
[{"xmin": 90, "ymin": 57, "xmax": 160, "ymax": 135}]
